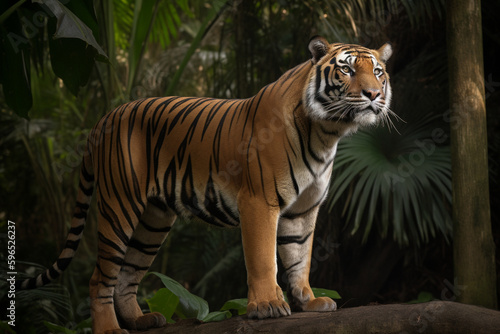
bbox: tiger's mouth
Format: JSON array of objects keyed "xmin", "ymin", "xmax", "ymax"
[
  {"xmin": 321, "ymin": 96, "xmax": 386, "ymax": 123},
  {"xmin": 322, "ymin": 96, "xmax": 399, "ymax": 130}
]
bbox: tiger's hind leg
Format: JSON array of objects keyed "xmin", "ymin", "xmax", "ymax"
[
  {"xmin": 114, "ymin": 198, "xmax": 176, "ymax": 330},
  {"xmin": 90, "ymin": 198, "xmax": 142, "ymax": 334},
  {"xmin": 277, "ymin": 207, "xmax": 337, "ymax": 313}
]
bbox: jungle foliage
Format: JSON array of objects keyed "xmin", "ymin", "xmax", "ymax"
[{"xmin": 0, "ymin": 0, "xmax": 499, "ymax": 332}]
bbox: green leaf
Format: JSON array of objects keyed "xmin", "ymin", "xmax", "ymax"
[
  {"xmin": 0, "ymin": 13, "xmax": 32, "ymax": 117},
  {"xmin": 408, "ymin": 291, "xmax": 434, "ymax": 304},
  {"xmin": 220, "ymin": 298, "xmax": 248, "ymax": 315},
  {"xmin": 43, "ymin": 321, "xmax": 76, "ymax": 334},
  {"xmin": 37, "ymin": 0, "xmax": 106, "ymax": 58},
  {"xmin": 146, "ymin": 272, "xmax": 209, "ymax": 320},
  {"xmin": 0, "ymin": 321, "xmax": 16, "ymax": 334},
  {"xmin": 127, "ymin": 0, "xmax": 156, "ymax": 94},
  {"xmin": 202, "ymin": 310, "xmax": 232, "ymax": 322},
  {"xmin": 165, "ymin": 0, "xmax": 229, "ymax": 96},
  {"xmin": 146, "ymin": 288, "xmax": 179, "ymax": 324},
  {"xmin": 74, "ymin": 317, "xmax": 92, "ymax": 330},
  {"xmin": 311, "ymin": 288, "xmax": 342, "ymax": 300},
  {"xmin": 48, "ymin": 30, "xmax": 95, "ymax": 95}
]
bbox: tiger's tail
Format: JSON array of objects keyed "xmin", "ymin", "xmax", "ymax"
[{"xmin": 16, "ymin": 150, "xmax": 94, "ymax": 290}]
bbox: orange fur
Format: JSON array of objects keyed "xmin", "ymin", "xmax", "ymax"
[{"xmin": 19, "ymin": 37, "xmax": 392, "ymax": 333}]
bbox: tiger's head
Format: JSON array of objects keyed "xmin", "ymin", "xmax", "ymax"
[{"xmin": 304, "ymin": 36, "xmax": 392, "ymax": 127}]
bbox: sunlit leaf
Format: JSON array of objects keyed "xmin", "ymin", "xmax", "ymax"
[
  {"xmin": 311, "ymin": 288, "xmax": 342, "ymax": 299},
  {"xmin": 146, "ymin": 272, "xmax": 209, "ymax": 320},
  {"xmin": 146, "ymin": 288, "xmax": 179, "ymax": 324}
]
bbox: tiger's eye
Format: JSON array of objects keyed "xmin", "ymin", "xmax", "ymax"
[
  {"xmin": 341, "ymin": 65, "xmax": 351, "ymax": 74},
  {"xmin": 374, "ymin": 68, "xmax": 383, "ymax": 76}
]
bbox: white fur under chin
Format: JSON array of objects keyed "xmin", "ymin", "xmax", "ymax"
[{"xmin": 353, "ymin": 110, "xmax": 378, "ymax": 126}]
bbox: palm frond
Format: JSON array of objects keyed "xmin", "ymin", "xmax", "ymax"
[{"xmin": 327, "ymin": 44, "xmax": 452, "ymax": 246}]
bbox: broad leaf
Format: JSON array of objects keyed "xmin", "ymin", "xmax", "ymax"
[
  {"xmin": 311, "ymin": 288, "xmax": 342, "ymax": 300},
  {"xmin": 202, "ymin": 310, "xmax": 232, "ymax": 322},
  {"xmin": 0, "ymin": 9, "xmax": 32, "ymax": 117},
  {"xmin": 146, "ymin": 272, "xmax": 209, "ymax": 320},
  {"xmin": 220, "ymin": 298, "xmax": 248, "ymax": 315},
  {"xmin": 146, "ymin": 288, "xmax": 179, "ymax": 324},
  {"xmin": 35, "ymin": 0, "xmax": 106, "ymax": 58}
]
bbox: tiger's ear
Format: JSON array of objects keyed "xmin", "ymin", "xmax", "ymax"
[
  {"xmin": 376, "ymin": 43, "xmax": 393, "ymax": 63},
  {"xmin": 309, "ymin": 36, "xmax": 330, "ymax": 64}
]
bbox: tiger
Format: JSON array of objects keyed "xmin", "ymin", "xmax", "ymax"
[{"xmin": 18, "ymin": 36, "xmax": 392, "ymax": 333}]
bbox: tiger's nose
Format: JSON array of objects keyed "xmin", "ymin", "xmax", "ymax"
[{"xmin": 362, "ymin": 89, "xmax": 381, "ymax": 101}]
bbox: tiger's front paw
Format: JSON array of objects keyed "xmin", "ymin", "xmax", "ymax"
[
  {"xmin": 135, "ymin": 312, "xmax": 167, "ymax": 330},
  {"xmin": 247, "ymin": 285, "xmax": 291, "ymax": 319},
  {"xmin": 247, "ymin": 299, "xmax": 291, "ymax": 319},
  {"xmin": 302, "ymin": 296, "xmax": 337, "ymax": 312}
]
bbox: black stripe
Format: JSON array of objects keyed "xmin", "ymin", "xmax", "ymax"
[
  {"xmin": 122, "ymin": 291, "xmax": 138, "ymax": 297},
  {"xmin": 275, "ymin": 178, "xmax": 285, "ymax": 208},
  {"xmin": 203, "ymin": 168, "xmax": 238, "ymax": 227},
  {"xmin": 140, "ymin": 220, "xmax": 172, "ymax": 233},
  {"xmin": 98, "ymin": 232, "xmax": 126, "ymax": 256},
  {"xmin": 97, "ymin": 295, "xmax": 113, "ymax": 299},
  {"xmin": 293, "ymin": 105, "xmax": 315, "ymax": 177},
  {"xmin": 64, "ymin": 239, "xmax": 80, "ymax": 250},
  {"xmin": 212, "ymin": 100, "xmax": 239, "ymax": 169},
  {"xmin": 168, "ymin": 98, "xmax": 206, "ymax": 134},
  {"xmin": 148, "ymin": 196, "xmax": 168, "ymax": 212},
  {"xmin": 98, "ymin": 200, "xmax": 131, "ymax": 246},
  {"xmin": 163, "ymin": 159, "xmax": 177, "ymax": 206},
  {"xmin": 48, "ymin": 266, "xmax": 60, "ymax": 279},
  {"xmin": 69, "ymin": 224, "xmax": 84, "ymax": 235},
  {"xmin": 307, "ymin": 122, "xmax": 326, "ymax": 163},
  {"xmin": 73, "ymin": 211, "xmax": 87, "ymax": 219},
  {"xmin": 56, "ymin": 257, "xmax": 72, "ymax": 271},
  {"xmin": 96, "ymin": 263, "xmax": 118, "ymax": 280},
  {"xmin": 201, "ymin": 100, "xmax": 230, "ymax": 140},
  {"xmin": 110, "ymin": 113, "xmax": 139, "ymax": 231},
  {"xmin": 282, "ymin": 208, "xmax": 309, "ymax": 219},
  {"xmin": 145, "ymin": 121, "xmax": 153, "ymax": 195},
  {"xmin": 101, "ymin": 256, "xmax": 125, "ymax": 266},
  {"xmin": 121, "ymin": 261, "xmax": 149, "ymax": 271},
  {"xmin": 257, "ymin": 151, "xmax": 266, "ymax": 200},
  {"xmin": 128, "ymin": 239, "xmax": 161, "ymax": 256},
  {"xmin": 98, "ymin": 281, "xmax": 116, "ymax": 288},
  {"xmin": 287, "ymin": 154, "xmax": 300, "ymax": 195},
  {"xmin": 75, "ymin": 201, "xmax": 90, "ymax": 211},
  {"xmin": 140, "ymin": 98, "xmax": 160, "ymax": 129},
  {"xmin": 315, "ymin": 92, "xmax": 330, "ymax": 106},
  {"xmin": 277, "ymin": 232, "xmax": 312, "ymax": 246},
  {"xmin": 219, "ymin": 195, "xmax": 239, "ymax": 224},
  {"xmin": 127, "ymin": 112, "xmax": 146, "ymax": 215},
  {"xmin": 315, "ymin": 66, "xmax": 322, "ymax": 93},
  {"xmin": 81, "ymin": 164, "xmax": 94, "ymax": 182},
  {"xmin": 281, "ymin": 188, "xmax": 327, "ymax": 220},
  {"xmin": 79, "ymin": 181, "xmax": 93, "ymax": 196},
  {"xmin": 42, "ymin": 273, "xmax": 52, "ymax": 285},
  {"xmin": 284, "ymin": 260, "xmax": 302, "ymax": 272}
]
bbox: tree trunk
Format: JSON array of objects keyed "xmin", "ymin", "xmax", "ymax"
[
  {"xmin": 130, "ymin": 301, "xmax": 500, "ymax": 334},
  {"xmin": 446, "ymin": 0, "xmax": 498, "ymax": 309}
]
